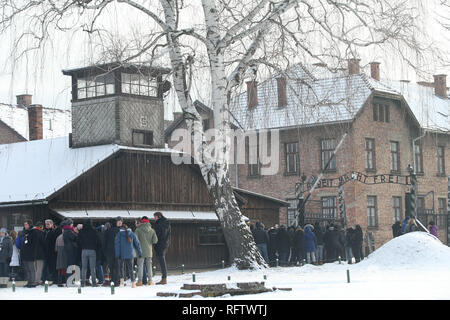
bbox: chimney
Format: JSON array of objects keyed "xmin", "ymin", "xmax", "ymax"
[
  {"xmin": 370, "ymin": 62, "xmax": 380, "ymax": 81},
  {"xmin": 433, "ymin": 74, "xmax": 447, "ymax": 98},
  {"xmin": 173, "ymin": 112, "xmax": 183, "ymax": 120},
  {"xmin": 28, "ymin": 104, "xmax": 43, "ymax": 141},
  {"xmin": 348, "ymin": 58, "xmax": 361, "ymax": 75},
  {"xmin": 16, "ymin": 94, "xmax": 32, "ymax": 108},
  {"xmin": 276, "ymin": 77, "xmax": 287, "ymax": 108},
  {"xmin": 247, "ymin": 80, "xmax": 258, "ymax": 108}
]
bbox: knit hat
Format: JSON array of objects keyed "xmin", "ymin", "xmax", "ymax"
[
  {"xmin": 0, "ymin": 228, "xmax": 6, "ymax": 233},
  {"xmin": 140, "ymin": 216, "xmax": 150, "ymax": 223},
  {"xmin": 61, "ymin": 218, "xmax": 73, "ymax": 227},
  {"xmin": 116, "ymin": 216, "xmax": 123, "ymax": 222}
]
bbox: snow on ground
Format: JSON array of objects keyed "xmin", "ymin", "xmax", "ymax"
[{"xmin": 2, "ymin": 232, "xmax": 450, "ymax": 300}]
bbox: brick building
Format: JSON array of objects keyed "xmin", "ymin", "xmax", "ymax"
[{"xmin": 225, "ymin": 60, "xmax": 449, "ymax": 249}]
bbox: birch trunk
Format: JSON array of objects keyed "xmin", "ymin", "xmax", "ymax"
[{"xmin": 161, "ymin": 0, "xmax": 267, "ymax": 269}]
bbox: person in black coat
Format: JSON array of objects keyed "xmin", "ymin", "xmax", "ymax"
[
  {"xmin": 62, "ymin": 219, "xmax": 78, "ymax": 268},
  {"xmin": 351, "ymin": 225, "xmax": 363, "ymax": 263},
  {"xmin": 103, "ymin": 217, "xmax": 122, "ymax": 287},
  {"xmin": 313, "ymin": 222, "xmax": 325, "ymax": 264},
  {"xmin": 43, "ymin": 220, "xmax": 61, "ymax": 282},
  {"xmin": 77, "ymin": 219, "xmax": 101, "ymax": 286},
  {"xmin": 292, "ymin": 227, "xmax": 304, "ymax": 265},
  {"xmin": 275, "ymin": 225, "xmax": 291, "ymax": 266},
  {"xmin": 20, "ymin": 220, "xmax": 35, "ymax": 287},
  {"xmin": 267, "ymin": 226, "xmax": 278, "ymax": 266},
  {"xmin": 392, "ymin": 221, "xmax": 402, "ymax": 238},
  {"xmin": 324, "ymin": 224, "xmax": 342, "ymax": 263},
  {"xmin": 33, "ymin": 221, "xmax": 47, "ymax": 286},
  {"xmin": 251, "ymin": 222, "xmax": 270, "ymax": 264},
  {"xmin": 153, "ymin": 212, "xmax": 171, "ymax": 284}
]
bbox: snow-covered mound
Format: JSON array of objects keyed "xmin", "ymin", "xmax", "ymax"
[{"xmin": 358, "ymin": 232, "xmax": 450, "ymax": 268}]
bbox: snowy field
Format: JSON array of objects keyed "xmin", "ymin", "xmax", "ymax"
[{"xmin": 1, "ymin": 232, "xmax": 450, "ymax": 300}]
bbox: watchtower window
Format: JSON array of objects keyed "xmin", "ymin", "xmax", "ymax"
[
  {"xmin": 132, "ymin": 130, "xmax": 153, "ymax": 147},
  {"xmin": 122, "ymin": 73, "xmax": 158, "ymax": 97},
  {"xmin": 77, "ymin": 73, "xmax": 115, "ymax": 99}
]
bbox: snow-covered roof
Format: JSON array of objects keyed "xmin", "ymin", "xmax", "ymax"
[
  {"xmin": 54, "ymin": 209, "xmax": 220, "ymax": 222},
  {"xmin": 230, "ymin": 63, "xmax": 449, "ymax": 133},
  {"xmin": 0, "ymin": 137, "xmax": 181, "ymax": 204},
  {"xmin": 0, "ymin": 104, "xmax": 72, "ymax": 140},
  {"xmin": 377, "ymin": 79, "xmax": 449, "ymax": 132},
  {"xmin": 230, "ymin": 72, "xmax": 371, "ymax": 130}
]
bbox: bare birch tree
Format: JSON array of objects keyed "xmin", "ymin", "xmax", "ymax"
[{"xmin": 0, "ymin": 0, "xmax": 446, "ymax": 269}]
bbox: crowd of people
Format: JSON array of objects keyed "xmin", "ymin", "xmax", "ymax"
[
  {"xmin": 250, "ymin": 221, "xmax": 365, "ymax": 266},
  {"xmin": 0, "ymin": 213, "xmax": 439, "ymax": 289},
  {"xmin": 392, "ymin": 216, "xmax": 439, "ymax": 238},
  {"xmin": 0, "ymin": 212, "xmax": 171, "ymax": 288}
]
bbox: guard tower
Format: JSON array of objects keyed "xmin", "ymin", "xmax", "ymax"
[{"xmin": 63, "ymin": 62, "xmax": 170, "ymax": 148}]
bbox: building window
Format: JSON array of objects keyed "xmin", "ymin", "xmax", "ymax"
[
  {"xmin": 373, "ymin": 103, "xmax": 389, "ymax": 122},
  {"xmin": 321, "ymin": 139, "xmax": 336, "ymax": 171},
  {"xmin": 390, "ymin": 141, "xmax": 400, "ymax": 172},
  {"xmin": 367, "ymin": 196, "xmax": 378, "ymax": 228},
  {"xmin": 121, "ymin": 73, "xmax": 158, "ymax": 97},
  {"xmin": 393, "ymin": 196, "xmax": 402, "ymax": 222},
  {"xmin": 417, "ymin": 196, "xmax": 425, "ymax": 215},
  {"xmin": 248, "ymin": 135, "xmax": 260, "ymax": 177},
  {"xmin": 365, "ymin": 138, "xmax": 375, "ymax": 171},
  {"xmin": 438, "ymin": 146, "xmax": 445, "ymax": 175},
  {"xmin": 285, "ymin": 142, "xmax": 299, "ymax": 174},
  {"xmin": 287, "ymin": 199, "xmax": 297, "ymax": 227},
  {"xmin": 321, "ymin": 196, "xmax": 337, "ymax": 219},
  {"xmin": 132, "ymin": 130, "xmax": 153, "ymax": 147},
  {"xmin": 202, "ymin": 119, "xmax": 210, "ymax": 131},
  {"xmin": 77, "ymin": 73, "xmax": 115, "ymax": 99},
  {"xmin": 414, "ymin": 143, "xmax": 423, "ymax": 173},
  {"xmin": 199, "ymin": 226, "xmax": 225, "ymax": 245}
]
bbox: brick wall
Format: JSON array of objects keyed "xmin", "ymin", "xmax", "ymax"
[
  {"xmin": 0, "ymin": 121, "xmax": 26, "ymax": 145},
  {"xmin": 232, "ymin": 93, "xmax": 450, "ymax": 248}
]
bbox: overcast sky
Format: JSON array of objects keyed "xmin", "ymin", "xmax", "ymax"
[{"xmin": 0, "ymin": 1, "xmax": 448, "ymax": 119}]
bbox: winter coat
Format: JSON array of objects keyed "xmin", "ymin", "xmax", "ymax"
[
  {"xmin": 21, "ymin": 227, "xmax": 47, "ymax": 261},
  {"xmin": 77, "ymin": 224, "xmax": 100, "ymax": 251},
  {"xmin": 429, "ymin": 225, "xmax": 438, "ymax": 237},
  {"xmin": 275, "ymin": 226, "xmax": 291, "ymax": 253},
  {"xmin": 313, "ymin": 225, "xmax": 324, "ymax": 245},
  {"xmin": 55, "ymin": 234, "xmax": 67, "ymax": 270},
  {"xmin": 62, "ymin": 226, "xmax": 78, "ymax": 265},
  {"xmin": 401, "ymin": 218, "xmax": 409, "ymax": 234},
  {"xmin": 303, "ymin": 226, "xmax": 317, "ymax": 253},
  {"xmin": 252, "ymin": 226, "xmax": 269, "ymax": 245},
  {"xmin": 406, "ymin": 223, "xmax": 418, "ymax": 233},
  {"xmin": 392, "ymin": 222, "xmax": 402, "ymax": 238},
  {"xmin": 154, "ymin": 216, "xmax": 171, "ymax": 252},
  {"xmin": 324, "ymin": 227, "xmax": 343, "ymax": 251},
  {"xmin": 135, "ymin": 223, "xmax": 158, "ymax": 258},
  {"xmin": 10, "ymin": 244, "xmax": 20, "ymax": 267},
  {"xmin": 345, "ymin": 229, "xmax": 354, "ymax": 247},
  {"xmin": 96, "ymin": 226, "xmax": 106, "ymax": 263},
  {"xmin": 104, "ymin": 225, "xmax": 120, "ymax": 259},
  {"xmin": 293, "ymin": 229, "xmax": 304, "ymax": 250},
  {"xmin": 352, "ymin": 226, "xmax": 363, "ymax": 246},
  {"xmin": 0, "ymin": 235, "xmax": 13, "ymax": 263},
  {"xmin": 44, "ymin": 227, "xmax": 60, "ymax": 260},
  {"xmin": 114, "ymin": 228, "xmax": 142, "ymax": 260},
  {"xmin": 267, "ymin": 228, "xmax": 278, "ymax": 254}
]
